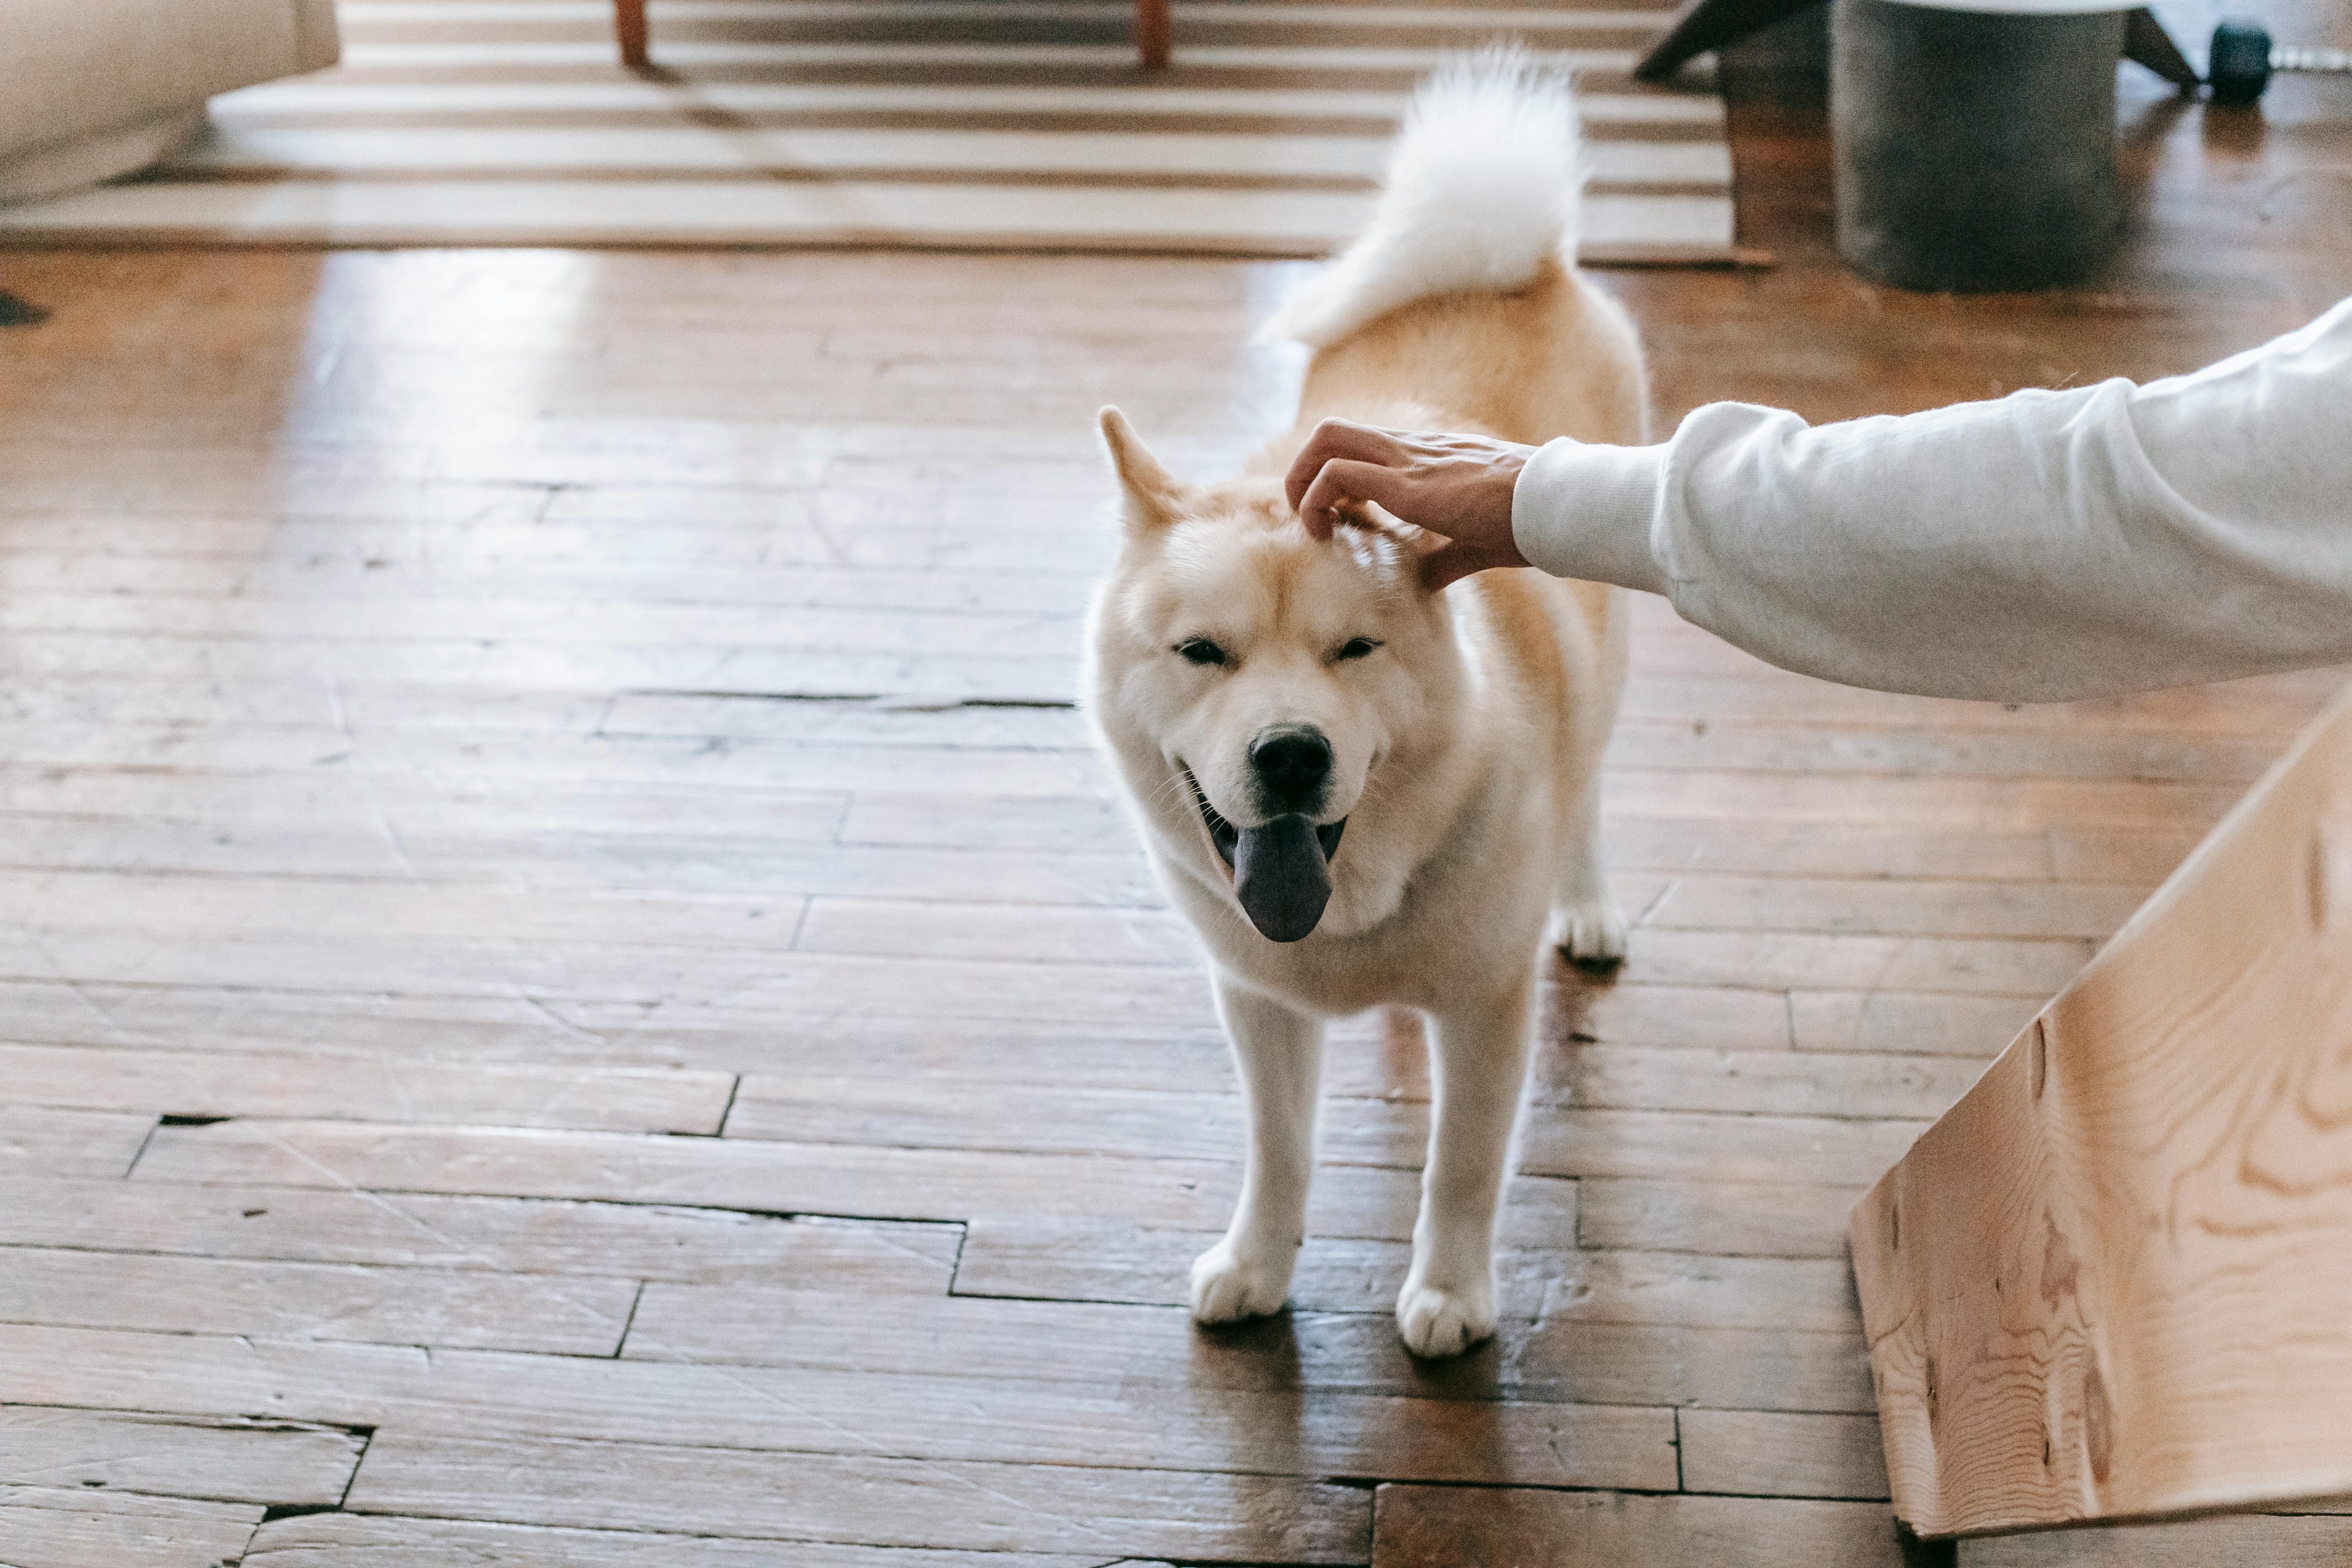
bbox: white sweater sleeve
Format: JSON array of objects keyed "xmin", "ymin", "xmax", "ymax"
[{"xmin": 1511, "ymin": 296, "xmax": 2352, "ymax": 702}]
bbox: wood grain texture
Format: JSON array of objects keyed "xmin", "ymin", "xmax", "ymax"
[
  {"xmin": 1576, "ymin": 1177, "xmax": 1863, "ymax": 1257},
  {"xmin": 1957, "ymin": 1508, "xmax": 2352, "ymax": 1566},
  {"xmin": 343, "ymin": 1432, "xmax": 1370, "ymax": 1557},
  {"xmin": 1852, "ymin": 691, "xmax": 2352, "ymax": 1537},
  {"xmin": 0, "ymin": 1247, "xmax": 640, "ymax": 1354},
  {"xmin": 1370, "ymin": 1485, "xmax": 1910, "ymax": 1567},
  {"xmin": 1519, "ymin": 1108, "xmax": 1930, "ymax": 1187},
  {"xmin": 127, "ymin": 1119, "xmax": 1584, "ymax": 1246},
  {"xmin": 1512, "ymin": 1321, "xmax": 1876, "ymax": 1412},
  {"xmin": 244, "ymin": 1512, "xmax": 1117, "ymax": 1567},
  {"xmin": 0, "ymin": 1486, "xmax": 263, "ymax": 1568},
  {"xmin": 1677, "ymin": 1408, "xmax": 1890, "ymax": 1500},
  {"xmin": 0, "ymin": 1042, "xmax": 735, "ymax": 1133},
  {"xmin": 0, "ymin": 1406, "xmax": 364, "ymax": 1506},
  {"xmin": 0, "ymin": 1107, "xmax": 156, "ymax": 1180},
  {"xmin": 0, "ymin": 1177, "xmax": 960, "ymax": 1288},
  {"xmin": 0, "ymin": 1318, "xmax": 1594, "ymax": 1448}
]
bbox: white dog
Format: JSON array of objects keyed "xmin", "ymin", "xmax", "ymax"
[{"xmin": 1082, "ymin": 54, "xmax": 1648, "ymax": 1357}]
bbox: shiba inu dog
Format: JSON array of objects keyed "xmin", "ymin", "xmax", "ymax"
[{"xmin": 1082, "ymin": 53, "xmax": 1648, "ymax": 1357}]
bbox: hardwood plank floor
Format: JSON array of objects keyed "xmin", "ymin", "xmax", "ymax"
[
  {"xmin": 0, "ymin": 1408, "xmax": 365, "ymax": 1506},
  {"xmin": 0, "ymin": 33, "xmax": 2347, "ymax": 1562},
  {"xmin": 0, "ymin": 1488, "xmax": 265, "ymax": 1568}
]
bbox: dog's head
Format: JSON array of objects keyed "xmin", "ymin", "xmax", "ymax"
[{"xmin": 1085, "ymin": 407, "xmax": 1465, "ymax": 944}]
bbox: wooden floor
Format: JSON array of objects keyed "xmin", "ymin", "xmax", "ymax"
[{"xmin": 2, "ymin": 54, "xmax": 2350, "ymax": 1568}]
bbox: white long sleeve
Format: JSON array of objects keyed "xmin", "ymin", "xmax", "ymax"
[{"xmin": 1511, "ymin": 297, "xmax": 2352, "ymax": 702}]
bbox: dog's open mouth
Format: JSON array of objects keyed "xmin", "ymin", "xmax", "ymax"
[{"xmin": 1183, "ymin": 767, "xmax": 1345, "ymax": 943}]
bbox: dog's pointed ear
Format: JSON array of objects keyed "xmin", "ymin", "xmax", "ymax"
[{"xmin": 1098, "ymin": 406, "xmax": 1190, "ymax": 533}]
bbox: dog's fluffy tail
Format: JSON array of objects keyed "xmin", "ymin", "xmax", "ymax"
[{"xmin": 1262, "ymin": 48, "xmax": 1583, "ymax": 349}]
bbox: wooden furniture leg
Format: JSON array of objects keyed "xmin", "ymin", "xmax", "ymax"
[
  {"xmin": 615, "ymin": 0, "xmax": 649, "ymax": 68},
  {"xmin": 1851, "ymin": 685, "xmax": 2352, "ymax": 1539},
  {"xmin": 1138, "ymin": 0, "xmax": 1171, "ymax": 69}
]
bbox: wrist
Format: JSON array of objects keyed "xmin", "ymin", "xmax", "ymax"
[
  {"xmin": 1483, "ymin": 466, "xmax": 1532, "ymax": 566},
  {"xmin": 1510, "ymin": 439, "xmax": 1668, "ymax": 590}
]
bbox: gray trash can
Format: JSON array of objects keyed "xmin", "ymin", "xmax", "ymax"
[{"xmin": 1833, "ymin": 0, "xmax": 2127, "ymax": 291}]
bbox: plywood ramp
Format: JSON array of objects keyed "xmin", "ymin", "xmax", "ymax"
[{"xmin": 1853, "ymin": 689, "xmax": 2352, "ymax": 1539}]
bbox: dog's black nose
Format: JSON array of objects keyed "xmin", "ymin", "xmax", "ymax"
[{"xmin": 1250, "ymin": 725, "xmax": 1332, "ymax": 811}]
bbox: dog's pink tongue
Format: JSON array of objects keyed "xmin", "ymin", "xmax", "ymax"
[{"xmin": 1233, "ymin": 815, "xmax": 1332, "ymax": 942}]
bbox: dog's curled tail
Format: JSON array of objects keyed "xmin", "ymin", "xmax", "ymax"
[{"xmin": 1261, "ymin": 47, "xmax": 1583, "ymax": 349}]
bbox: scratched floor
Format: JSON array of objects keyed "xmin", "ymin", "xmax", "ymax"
[{"xmin": 1, "ymin": 59, "xmax": 2350, "ymax": 1567}]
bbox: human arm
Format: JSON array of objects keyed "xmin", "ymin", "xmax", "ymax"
[{"xmin": 1287, "ymin": 298, "xmax": 2352, "ymax": 703}]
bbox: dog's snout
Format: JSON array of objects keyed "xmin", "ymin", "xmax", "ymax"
[{"xmin": 1250, "ymin": 725, "xmax": 1332, "ymax": 811}]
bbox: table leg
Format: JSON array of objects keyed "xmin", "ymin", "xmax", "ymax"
[
  {"xmin": 615, "ymin": 0, "xmax": 649, "ymax": 67},
  {"xmin": 1138, "ymin": 0, "xmax": 1171, "ymax": 68}
]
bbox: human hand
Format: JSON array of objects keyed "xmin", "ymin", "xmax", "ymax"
[{"xmin": 1283, "ymin": 418, "xmax": 1538, "ymax": 592}]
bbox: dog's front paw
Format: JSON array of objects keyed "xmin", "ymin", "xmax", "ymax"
[
  {"xmin": 1396, "ymin": 1278, "xmax": 1498, "ymax": 1358},
  {"xmin": 1189, "ymin": 1238, "xmax": 1292, "ymax": 1324},
  {"xmin": 1551, "ymin": 899, "xmax": 1629, "ymax": 971}
]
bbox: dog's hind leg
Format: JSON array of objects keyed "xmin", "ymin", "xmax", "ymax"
[
  {"xmin": 1398, "ymin": 978, "xmax": 1537, "ymax": 1357},
  {"xmin": 1548, "ymin": 772, "xmax": 1628, "ymax": 969},
  {"xmin": 1191, "ymin": 973, "xmax": 1324, "ymax": 1324}
]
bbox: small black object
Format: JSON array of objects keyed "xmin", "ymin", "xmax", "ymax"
[
  {"xmin": 2207, "ymin": 19, "xmax": 2352, "ymax": 103},
  {"xmin": 0, "ymin": 289, "xmax": 49, "ymax": 327},
  {"xmin": 2209, "ymin": 18, "xmax": 2274, "ymax": 103}
]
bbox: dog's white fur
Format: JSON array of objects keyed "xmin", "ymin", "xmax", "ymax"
[{"xmin": 1082, "ymin": 53, "xmax": 1648, "ymax": 1358}]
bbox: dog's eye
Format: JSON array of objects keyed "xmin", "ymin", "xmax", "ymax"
[
  {"xmin": 1334, "ymin": 637, "xmax": 1382, "ymax": 662},
  {"xmin": 1176, "ymin": 638, "xmax": 1228, "ymax": 667}
]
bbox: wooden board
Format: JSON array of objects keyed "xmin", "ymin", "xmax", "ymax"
[
  {"xmin": 0, "ymin": 1319, "xmax": 1639, "ymax": 1463},
  {"xmin": 1851, "ymin": 688, "xmax": 2352, "ymax": 1537},
  {"xmin": 126, "ymin": 1119, "xmax": 1585, "ymax": 1246},
  {"xmin": 343, "ymin": 1432, "xmax": 1372, "ymax": 1558},
  {"xmin": 0, "ymin": 1042, "xmax": 735, "ymax": 1133},
  {"xmin": 0, "ymin": 1486, "xmax": 263, "ymax": 1568},
  {"xmin": 1676, "ymin": 1408, "xmax": 1889, "ymax": 1500},
  {"xmin": 0, "ymin": 1247, "xmax": 640, "ymax": 1355},
  {"xmin": 1370, "ymin": 1485, "xmax": 1910, "ymax": 1567},
  {"xmin": 0, "ymin": 1406, "xmax": 364, "ymax": 1506},
  {"xmin": 0, "ymin": 1108, "xmax": 156, "ymax": 1181},
  {"xmin": 244, "ymin": 1512, "xmax": 1117, "ymax": 1567},
  {"xmin": 1576, "ymin": 1177, "xmax": 1864, "ymax": 1257},
  {"xmin": 0, "ymin": 1177, "xmax": 960, "ymax": 1289},
  {"xmin": 1957, "ymin": 1508, "xmax": 2352, "ymax": 1566},
  {"xmin": 1511, "ymin": 1321, "xmax": 1877, "ymax": 1413},
  {"xmin": 1520, "ymin": 1109, "xmax": 1930, "ymax": 1187}
]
